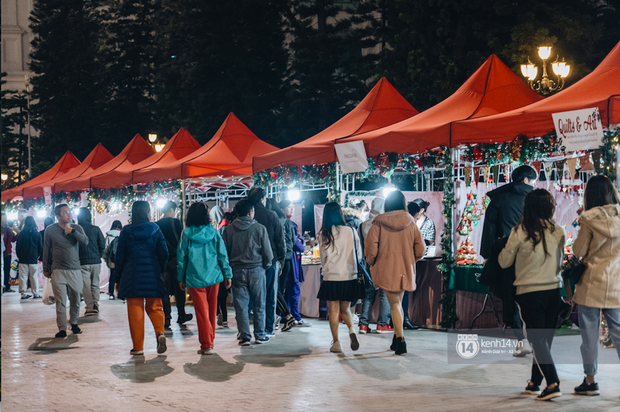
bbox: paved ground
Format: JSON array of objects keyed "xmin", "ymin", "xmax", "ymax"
[{"xmin": 1, "ymin": 288, "xmax": 619, "ymax": 412}]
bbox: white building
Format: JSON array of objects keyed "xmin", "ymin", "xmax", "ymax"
[{"xmin": 1, "ymin": 0, "xmax": 34, "ymax": 91}]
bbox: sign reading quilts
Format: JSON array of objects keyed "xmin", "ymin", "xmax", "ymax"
[{"xmin": 552, "ymin": 107, "xmax": 604, "ymax": 153}]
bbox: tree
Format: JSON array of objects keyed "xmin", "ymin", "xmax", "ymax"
[
  {"xmin": 152, "ymin": 0, "xmax": 289, "ymax": 144},
  {"xmin": 280, "ymin": 0, "xmax": 381, "ymax": 145},
  {"xmin": 379, "ymin": 0, "xmax": 617, "ymax": 111},
  {"xmin": 29, "ymin": 0, "xmax": 109, "ymax": 163},
  {"xmin": 103, "ymin": 0, "xmax": 161, "ymax": 154},
  {"xmin": 1, "ymin": 73, "xmax": 30, "ymax": 188}
]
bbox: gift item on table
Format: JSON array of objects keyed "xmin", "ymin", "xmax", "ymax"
[{"xmin": 455, "ymin": 236, "xmax": 481, "ymax": 266}]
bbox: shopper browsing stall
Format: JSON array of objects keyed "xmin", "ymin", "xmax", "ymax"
[{"xmin": 16, "ymin": 216, "xmax": 42, "ymax": 299}]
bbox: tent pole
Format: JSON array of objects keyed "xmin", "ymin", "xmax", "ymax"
[{"xmin": 181, "ymin": 179, "xmax": 186, "ymax": 224}]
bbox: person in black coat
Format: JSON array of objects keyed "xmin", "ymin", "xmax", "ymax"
[
  {"xmin": 480, "ymin": 165, "xmax": 537, "ymax": 356},
  {"xmin": 16, "ymin": 216, "xmax": 42, "ymax": 299},
  {"xmin": 115, "ymin": 201, "xmax": 169, "ymax": 356},
  {"xmin": 77, "ymin": 207, "xmax": 106, "ymax": 316},
  {"xmin": 248, "ymin": 187, "xmax": 285, "ymax": 336}
]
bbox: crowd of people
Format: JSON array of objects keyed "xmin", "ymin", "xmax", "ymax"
[{"xmin": 1, "ymin": 169, "xmax": 619, "ymax": 401}]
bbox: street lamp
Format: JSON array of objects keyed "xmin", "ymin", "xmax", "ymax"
[
  {"xmin": 148, "ymin": 133, "xmax": 157, "ymax": 143},
  {"xmin": 520, "ymin": 46, "xmax": 570, "ymax": 95}
]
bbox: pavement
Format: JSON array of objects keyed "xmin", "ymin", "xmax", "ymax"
[{"xmin": 2, "ymin": 287, "xmax": 619, "ymax": 412}]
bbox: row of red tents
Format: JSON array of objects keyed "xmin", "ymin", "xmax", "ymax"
[
  {"xmin": 3, "ymin": 114, "xmax": 277, "ymax": 200},
  {"xmin": 3, "ymin": 42, "xmax": 619, "ymax": 202}
]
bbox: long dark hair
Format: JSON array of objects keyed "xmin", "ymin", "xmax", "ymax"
[
  {"xmin": 385, "ymin": 190, "xmax": 407, "ymax": 212},
  {"xmin": 584, "ymin": 175, "xmax": 620, "ymax": 211},
  {"xmin": 186, "ymin": 202, "xmax": 211, "ymax": 227},
  {"xmin": 320, "ymin": 202, "xmax": 346, "ymax": 250},
  {"xmin": 277, "ymin": 199, "xmax": 292, "ymax": 219},
  {"xmin": 23, "ymin": 216, "xmax": 38, "ymax": 234},
  {"xmin": 131, "ymin": 201, "xmax": 150, "ymax": 223},
  {"xmin": 519, "ymin": 189, "xmax": 556, "ymax": 258}
]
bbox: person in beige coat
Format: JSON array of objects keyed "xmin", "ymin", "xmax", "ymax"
[
  {"xmin": 364, "ymin": 190, "xmax": 425, "ymax": 355},
  {"xmin": 571, "ymin": 175, "xmax": 620, "ymax": 396}
]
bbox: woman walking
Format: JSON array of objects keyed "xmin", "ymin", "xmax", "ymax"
[
  {"xmin": 103, "ymin": 220, "xmax": 122, "ymax": 300},
  {"xmin": 178, "ymin": 202, "xmax": 233, "ymax": 355},
  {"xmin": 115, "ymin": 201, "xmax": 169, "ymax": 356},
  {"xmin": 498, "ymin": 189, "xmax": 565, "ymax": 401},
  {"xmin": 365, "ymin": 191, "xmax": 425, "ymax": 355},
  {"xmin": 317, "ymin": 202, "xmax": 364, "ymax": 353},
  {"xmin": 571, "ymin": 175, "xmax": 620, "ymax": 396},
  {"xmin": 16, "ymin": 216, "xmax": 42, "ymax": 299}
]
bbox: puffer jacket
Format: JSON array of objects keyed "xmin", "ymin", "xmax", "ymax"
[
  {"xmin": 573, "ymin": 204, "xmax": 620, "ymax": 308},
  {"xmin": 115, "ymin": 218, "xmax": 168, "ymax": 299},
  {"xmin": 364, "ymin": 210, "xmax": 425, "ymax": 292},
  {"xmin": 343, "ymin": 208, "xmax": 364, "ymax": 230},
  {"xmin": 280, "ymin": 217, "xmax": 295, "ymax": 260},
  {"xmin": 177, "ymin": 224, "xmax": 232, "ymax": 289}
]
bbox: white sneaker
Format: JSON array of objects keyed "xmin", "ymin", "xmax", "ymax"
[
  {"xmin": 352, "ymin": 314, "xmax": 359, "ymax": 324},
  {"xmin": 330, "ymin": 340, "xmax": 343, "ymax": 353}
]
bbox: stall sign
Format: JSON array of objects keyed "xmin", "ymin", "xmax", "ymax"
[
  {"xmin": 43, "ymin": 187, "xmax": 52, "ymax": 205},
  {"xmin": 552, "ymin": 108, "xmax": 604, "ymax": 152},
  {"xmin": 335, "ymin": 141, "xmax": 369, "ymax": 174}
]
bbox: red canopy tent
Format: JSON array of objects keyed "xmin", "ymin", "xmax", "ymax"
[
  {"xmin": 337, "ymin": 55, "xmax": 544, "ymax": 156},
  {"xmin": 252, "ymin": 77, "xmax": 418, "ymax": 172},
  {"xmin": 55, "ymin": 134, "xmax": 154, "ymax": 193},
  {"xmin": 133, "ymin": 113, "xmax": 278, "ymax": 183},
  {"xmin": 2, "ymin": 151, "xmax": 81, "ymax": 201},
  {"xmin": 451, "ymin": 42, "xmax": 620, "ymax": 145},
  {"xmin": 21, "ymin": 144, "xmax": 114, "ymax": 199},
  {"xmin": 90, "ymin": 127, "xmax": 201, "ymax": 189}
]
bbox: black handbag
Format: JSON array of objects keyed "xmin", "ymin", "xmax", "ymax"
[
  {"xmin": 562, "ymin": 237, "xmax": 608, "ymax": 284},
  {"xmin": 351, "ymin": 227, "xmax": 372, "ymax": 293}
]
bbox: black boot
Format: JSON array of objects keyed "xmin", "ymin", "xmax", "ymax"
[
  {"xmin": 395, "ymin": 337, "xmax": 407, "ymax": 355},
  {"xmin": 390, "ymin": 334, "xmax": 397, "ymax": 351},
  {"xmin": 403, "ymin": 316, "xmax": 418, "ymax": 330}
]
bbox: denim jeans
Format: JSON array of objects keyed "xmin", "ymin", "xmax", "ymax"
[
  {"xmin": 264, "ymin": 262, "xmax": 280, "ymax": 334},
  {"xmin": 232, "ymin": 266, "xmax": 266, "ymax": 341},
  {"xmin": 360, "ymin": 288, "xmax": 390, "ymax": 326},
  {"xmin": 578, "ymin": 304, "xmax": 620, "ymax": 376}
]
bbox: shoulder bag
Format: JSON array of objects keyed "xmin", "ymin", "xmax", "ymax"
[
  {"xmin": 351, "ymin": 227, "xmax": 372, "ymax": 293},
  {"xmin": 563, "ymin": 237, "xmax": 609, "ymax": 284}
]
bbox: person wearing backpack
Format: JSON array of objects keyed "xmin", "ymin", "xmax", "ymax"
[
  {"xmin": 156, "ymin": 201, "xmax": 192, "ymax": 328},
  {"xmin": 103, "ymin": 220, "xmax": 122, "ymax": 300}
]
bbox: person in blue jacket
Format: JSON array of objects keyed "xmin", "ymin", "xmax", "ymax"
[
  {"xmin": 115, "ymin": 201, "xmax": 169, "ymax": 356},
  {"xmin": 178, "ymin": 202, "xmax": 233, "ymax": 355}
]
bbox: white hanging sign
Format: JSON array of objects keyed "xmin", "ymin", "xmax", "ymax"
[
  {"xmin": 552, "ymin": 107, "xmax": 604, "ymax": 152},
  {"xmin": 43, "ymin": 187, "xmax": 52, "ymax": 205},
  {"xmin": 334, "ymin": 141, "xmax": 369, "ymax": 174}
]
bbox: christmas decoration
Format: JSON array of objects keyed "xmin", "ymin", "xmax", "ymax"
[{"xmin": 455, "ymin": 236, "xmax": 482, "ymax": 266}]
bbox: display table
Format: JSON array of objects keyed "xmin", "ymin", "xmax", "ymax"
[
  {"xmin": 409, "ymin": 258, "xmax": 443, "ymax": 327},
  {"xmin": 450, "ymin": 265, "xmax": 503, "ymax": 329},
  {"xmin": 299, "ymin": 264, "xmax": 322, "ymax": 318}
]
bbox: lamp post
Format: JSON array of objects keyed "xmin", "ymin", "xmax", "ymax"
[
  {"xmin": 24, "ymin": 74, "xmax": 32, "ymax": 176},
  {"xmin": 1, "ymin": 173, "xmax": 7, "ymax": 189},
  {"xmin": 521, "ymin": 46, "xmax": 570, "ymax": 95}
]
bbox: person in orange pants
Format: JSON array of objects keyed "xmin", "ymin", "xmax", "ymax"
[
  {"xmin": 178, "ymin": 202, "xmax": 232, "ymax": 355},
  {"xmin": 115, "ymin": 201, "xmax": 170, "ymax": 356},
  {"xmin": 126, "ymin": 297, "xmax": 166, "ymax": 352}
]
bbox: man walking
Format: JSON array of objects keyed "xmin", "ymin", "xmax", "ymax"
[
  {"xmin": 248, "ymin": 188, "xmax": 285, "ymax": 335},
  {"xmin": 77, "ymin": 207, "xmax": 105, "ymax": 316},
  {"xmin": 1, "ymin": 213, "xmax": 17, "ymax": 293},
  {"xmin": 43, "ymin": 204, "xmax": 89, "ymax": 338},
  {"xmin": 222, "ymin": 200, "xmax": 273, "ymax": 345},
  {"xmin": 480, "ymin": 165, "xmax": 537, "ymax": 356},
  {"xmin": 156, "ymin": 201, "xmax": 192, "ymax": 328}
]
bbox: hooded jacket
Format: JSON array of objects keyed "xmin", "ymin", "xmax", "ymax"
[
  {"xmin": 115, "ymin": 219, "xmax": 168, "ymax": 299},
  {"xmin": 480, "ymin": 182, "xmax": 533, "ymax": 259},
  {"xmin": 343, "ymin": 208, "xmax": 364, "ymax": 230},
  {"xmin": 364, "ymin": 210, "xmax": 425, "ymax": 292},
  {"xmin": 16, "ymin": 226, "xmax": 42, "ymax": 265},
  {"xmin": 573, "ymin": 204, "xmax": 620, "ymax": 308},
  {"xmin": 77, "ymin": 213, "xmax": 106, "ymax": 265},
  {"xmin": 359, "ymin": 198, "xmax": 385, "ymax": 242},
  {"xmin": 222, "ymin": 216, "xmax": 273, "ymax": 270},
  {"xmin": 177, "ymin": 224, "xmax": 232, "ymax": 289},
  {"xmin": 209, "ymin": 206, "xmax": 224, "ymax": 229}
]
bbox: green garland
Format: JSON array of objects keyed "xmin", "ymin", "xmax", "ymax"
[
  {"xmin": 437, "ymin": 147, "xmax": 457, "ymax": 329},
  {"xmin": 597, "ymin": 129, "xmax": 619, "ymax": 181}
]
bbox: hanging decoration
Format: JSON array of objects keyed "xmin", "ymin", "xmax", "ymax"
[
  {"xmin": 567, "ymin": 158, "xmax": 578, "ymax": 182},
  {"xmin": 482, "ymin": 167, "xmax": 490, "ymax": 185},
  {"xmin": 473, "ymin": 167, "xmax": 480, "ymax": 187},
  {"xmin": 464, "ymin": 167, "xmax": 472, "ymax": 187}
]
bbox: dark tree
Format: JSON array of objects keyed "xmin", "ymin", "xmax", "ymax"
[
  {"xmin": 280, "ymin": 0, "xmax": 382, "ymax": 145},
  {"xmin": 152, "ymin": 0, "xmax": 289, "ymax": 144},
  {"xmin": 1, "ymin": 73, "xmax": 30, "ymax": 188},
  {"xmin": 29, "ymin": 0, "xmax": 108, "ymax": 163}
]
